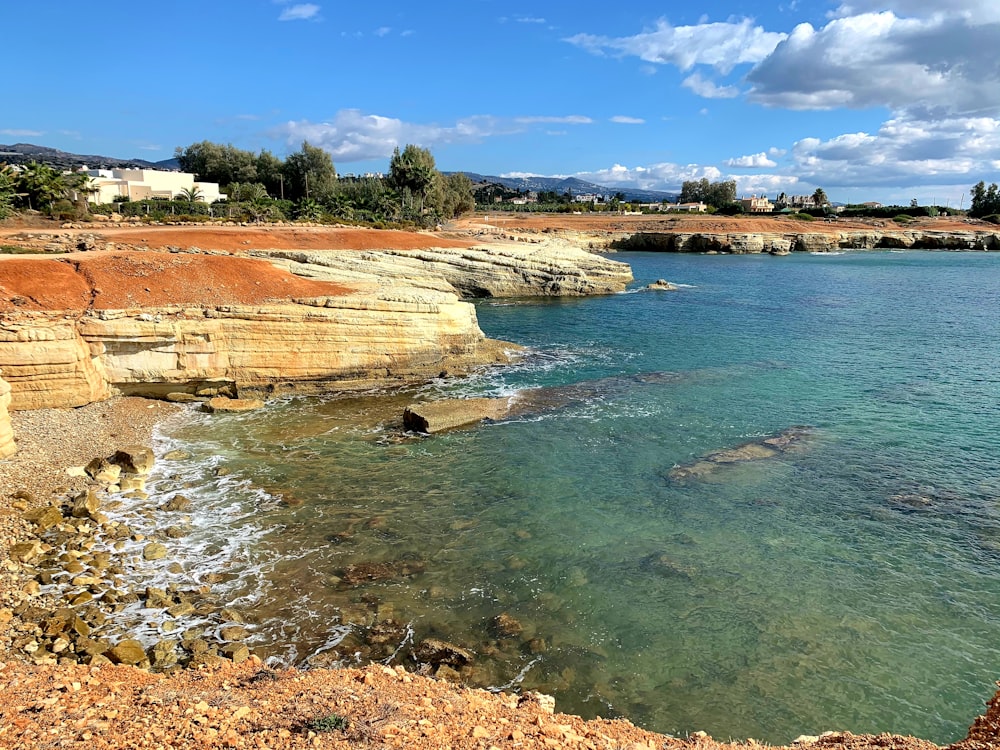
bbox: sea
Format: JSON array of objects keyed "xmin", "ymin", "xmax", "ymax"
[{"xmin": 121, "ymin": 250, "xmax": 1000, "ymax": 744}]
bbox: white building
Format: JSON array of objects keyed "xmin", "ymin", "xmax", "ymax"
[{"xmin": 84, "ymin": 168, "xmax": 225, "ymax": 204}]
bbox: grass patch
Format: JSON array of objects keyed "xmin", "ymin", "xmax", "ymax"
[
  {"xmin": 0, "ymin": 245, "xmax": 40, "ymax": 254},
  {"xmin": 893, "ymin": 214, "xmax": 916, "ymax": 224},
  {"xmin": 790, "ymin": 212, "xmax": 816, "ymax": 221}
]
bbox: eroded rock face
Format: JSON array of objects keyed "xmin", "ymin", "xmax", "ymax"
[
  {"xmin": 614, "ymin": 230, "xmax": 1000, "ymax": 254},
  {"xmin": 261, "ymin": 240, "xmax": 633, "ymax": 298},
  {"xmin": 0, "ymin": 370, "xmax": 15, "ymax": 458}
]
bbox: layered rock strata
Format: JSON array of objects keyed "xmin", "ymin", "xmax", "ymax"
[
  {"xmin": 0, "ymin": 370, "xmax": 15, "ymax": 458},
  {"xmin": 0, "ymin": 241, "xmax": 630, "ymax": 415},
  {"xmin": 612, "ymin": 229, "xmax": 1000, "ymax": 254},
  {"xmin": 259, "ymin": 240, "xmax": 633, "ymax": 297}
]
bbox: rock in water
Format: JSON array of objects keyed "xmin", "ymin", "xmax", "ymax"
[
  {"xmin": 645, "ymin": 279, "xmax": 678, "ymax": 291},
  {"xmin": 412, "ymin": 638, "xmax": 474, "ymax": 667},
  {"xmin": 112, "ymin": 446, "xmax": 155, "ymax": 474},
  {"xmin": 204, "ymin": 396, "xmax": 265, "ymax": 413},
  {"xmin": 403, "ymin": 397, "xmax": 512, "ymax": 433}
]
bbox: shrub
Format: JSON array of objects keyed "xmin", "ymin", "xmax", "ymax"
[
  {"xmin": 893, "ymin": 214, "xmax": 915, "ymax": 224},
  {"xmin": 306, "ymin": 714, "xmax": 349, "ymax": 732},
  {"xmin": 790, "ymin": 212, "xmax": 815, "ymax": 221},
  {"xmin": 982, "ymin": 214, "xmax": 1000, "ymax": 225}
]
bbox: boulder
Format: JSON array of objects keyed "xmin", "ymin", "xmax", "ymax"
[
  {"xmin": 160, "ymin": 494, "xmax": 192, "ymax": 512},
  {"xmin": 143, "ymin": 542, "xmax": 168, "ymax": 561},
  {"xmin": 107, "ymin": 639, "xmax": 146, "ymax": 665},
  {"xmin": 112, "ymin": 446, "xmax": 155, "ymax": 475},
  {"xmin": 23, "ymin": 505, "xmax": 64, "ymax": 531},
  {"xmin": 412, "ymin": 638, "xmax": 474, "ymax": 667},
  {"xmin": 404, "ymin": 397, "xmax": 512, "ymax": 434},
  {"xmin": 645, "ymin": 279, "xmax": 678, "ymax": 291}
]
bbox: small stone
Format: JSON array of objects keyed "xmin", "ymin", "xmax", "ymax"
[{"xmin": 9, "ymin": 541, "xmax": 42, "ymax": 563}]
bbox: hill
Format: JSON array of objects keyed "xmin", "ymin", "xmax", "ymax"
[
  {"xmin": 457, "ymin": 171, "xmax": 677, "ymax": 203},
  {"xmin": 0, "ymin": 143, "xmax": 179, "ymax": 171}
]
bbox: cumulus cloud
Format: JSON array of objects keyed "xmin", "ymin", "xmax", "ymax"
[
  {"xmin": 271, "ymin": 110, "xmax": 592, "ymax": 162},
  {"xmin": 682, "ymin": 72, "xmax": 740, "ymax": 99},
  {"xmin": 610, "ymin": 116, "xmax": 645, "ymax": 124},
  {"xmin": 747, "ymin": 11, "xmax": 1000, "ymax": 115},
  {"xmin": 788, "ymin": 114, "xmax": 1000, "ymax": 186},
  {"xmin": 565, "ymin": 18, "xmax": 787, "ymax": 74},
  {"xmin": 725, "ymin": 152, "xmax": 778, "ymax": 168},
  {"xmin": 572, "ymin": 162, "xmax": 723, "ymax": 192},
  {"xmin": 830, "ymin": 1, "xmax": 1000, "ymax": 22},
  {"xmin": 277, "ymin": 3, "xmax": 321, "ymax": 22}
]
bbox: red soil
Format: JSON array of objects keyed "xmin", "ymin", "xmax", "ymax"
[
  {"xmin": 0, "ymin": 253, "xmax": 352, "ymax": 312},
  {"xmin": 84, "ymin": 225, "xmax": 474, "ymax": 252}
]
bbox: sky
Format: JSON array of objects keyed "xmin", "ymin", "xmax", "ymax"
[{"xmin": 5, "ymin": 1, "xmax": 1000, "ymax": 206}]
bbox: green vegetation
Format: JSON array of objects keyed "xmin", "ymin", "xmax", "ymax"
[
  {"xmin": 790, "ymin": 212, "xmax": 816, "ymax": 221},
  {"xmin": 970, "ymin": 181, "xmax": 1000, "ymax": 218},
  {"xmin": 893, "ymin": 214, "xmax": 916, "ymax": 224},
  {"xmin": 679, "ymin": 178, "xmax": 737, "ymax": 209},
  {"xmin": 306, "ymin": 713, "xmax": 350, "ymax": 732},
  {"xmin": 172, "ymin": 141, "xmax": 475, "ymax": 227},
  {"xmin": 0, "ymin": 162, "xmax": 94, "ymax": 218}
]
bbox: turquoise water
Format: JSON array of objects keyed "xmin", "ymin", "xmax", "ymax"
[{"xmin": 144, "ymin": 251, "xmax": 1000, "ymax": 743}]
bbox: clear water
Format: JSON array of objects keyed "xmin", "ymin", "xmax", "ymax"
[{"xmin": 137, "ymin": 250, "xmax": 1000, "ymax": 743}]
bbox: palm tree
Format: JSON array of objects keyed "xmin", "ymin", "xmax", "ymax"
[
  {"xmin": 178, "ymin": 186, "xmax": 203, "ymax": 203},
  {"xmin": 16, "ymin": 162, "xmax": 63, "ymax": 211}
]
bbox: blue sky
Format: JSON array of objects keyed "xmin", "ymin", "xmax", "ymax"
[{"xmin": 5, "ymin": 1, "xmax": 999, "ymax": 205}]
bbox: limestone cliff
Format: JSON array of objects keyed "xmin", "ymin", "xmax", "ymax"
[
  {"xmin": 0, "ymin": 370, "xmax": 15, "ymax": 458},
  {"xmin": 257, "ymin": 240, "xmax": 633, "ymax": 297},
  {"xmin": 612, "ymin": 229, "xmax": 1000, "ymax": 254},
  {"xmin": 0, "ymin": 241, "xmax": 630, "ymax": 412}
]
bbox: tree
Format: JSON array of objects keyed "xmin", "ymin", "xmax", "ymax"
[
  {"xmin": 255, "ymin": 150, "xmax": 285, "ymax": 198},
  {"xmin": 282, "ymin": 141, "xmax": 336, "ymax": 201},
  {"xmin": 0, "ymin": 164, "xmax": 17, "ymax": 219},
  {"xmin": 15, "ymin": 162, "xmax": 64, "ymax": 211},
  {"xmin": 175, "ymin": 142, "xmax": 258, "ymax": 186},
  {"xmin": 178, "ymin": 186, "xmax": 203, "ymax": 204},
  {"xmin": 679, "ymin": 178, "xmax": 736, "ymax": 209},
  {"xmin": 388, "ymin": 145, "xmax": 438, "ymax": 212},
  {"xmin": 812, "ymin": 188, "xmax": 829, "ymax": 208},
  {"xmin": 969, "ymin": 180, "xmax": 1000, "ymax": 217}
]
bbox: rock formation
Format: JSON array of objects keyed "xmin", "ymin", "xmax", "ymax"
[
  {"xmin": 612, "ymin": 229, "xmax": 1000, "ymax": 254},
  {"xmin": 258, "ymin": 239, "xmax": 633, "ymax": 298},
  {"xmin": 0, "ymin": 369, "xmax": 15, "ymax": 458},
  {"xmin": 0, "ymin": 241, "xmax": 630, "ymax": 415}
]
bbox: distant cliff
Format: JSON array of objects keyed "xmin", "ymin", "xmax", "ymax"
[{"xmin": 610, "ymin": 229, "xmax": 1000, "ymax": 254}]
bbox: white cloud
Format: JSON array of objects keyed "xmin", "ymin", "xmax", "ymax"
[
  {"xmin": 725, "ymin": 152, "xmax": 778, "ymax": 168},
  {"xmin": 788, "ymin": 114, "xmax": 1000, "ymax": 187},
  {"xmin": 572, "ymin": 162, "xmax": 723, "ymax": 192},
  {"xmin": 374, "ymin": 27, "xmax": 391, "ymax": 37},
  {"xmin": 831, "ymin": 1, "xmax": 1000, "ymax": 22},
  {"xmin": 514, "ymin": 115, "xmax": 593, "ymax": 125},
  {"xmin": 747, "ymin": 11, "xmax": 1000, "ymax": 115},
  {"xmin": 272, "ymin": 110, "xmax": 592, "ymax": 162},
  {"xmin": 517, "ymin": 17, "xmax": 546, "ymax": 24},
  {"xmin": 0, "ymin": 128, "xmax": 44, "ymax": 137},
  {"xmin": 610, "ymin": 116, "xmax": 645, "ymax": 124},
  {"xmin": 565, "ymin": 18, "xmax": 787, "ymax": 74},
  {"xmin": 278, "ymin": 3, "xmax": 321, "ymax": 22},
  {"xmin": 682, "ymin": 72, "xmax": 740, "ymax": 99}
]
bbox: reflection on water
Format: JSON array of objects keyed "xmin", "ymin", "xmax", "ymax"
[{"xmin": 122, "ymin": 251, "xmax": 1000, "ymax": 744}]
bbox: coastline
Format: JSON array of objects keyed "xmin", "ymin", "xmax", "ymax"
[
  {"xmin": 0, "ymin": 397, "xmax": 997, "ymax": 748},
  {"xmin": 2, "ymin": 222, "xmax": 999, "ymax": 748}
]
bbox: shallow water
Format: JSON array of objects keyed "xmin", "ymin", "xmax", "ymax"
[{"xmin": 135, "ymin": 251, "xmax": 1000, "ymax": 743}]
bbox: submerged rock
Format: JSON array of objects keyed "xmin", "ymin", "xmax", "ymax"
[
  {"xmin": 204, "ymin": 396, "xmax": 265, "ymax": 413},
  {"xmin": 412, "ymin": 638, "xmax": 474, "ymax": 667},
  {"xmin": 669, "ymin": 426, "xmax": 814, "ymax": 481}
]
